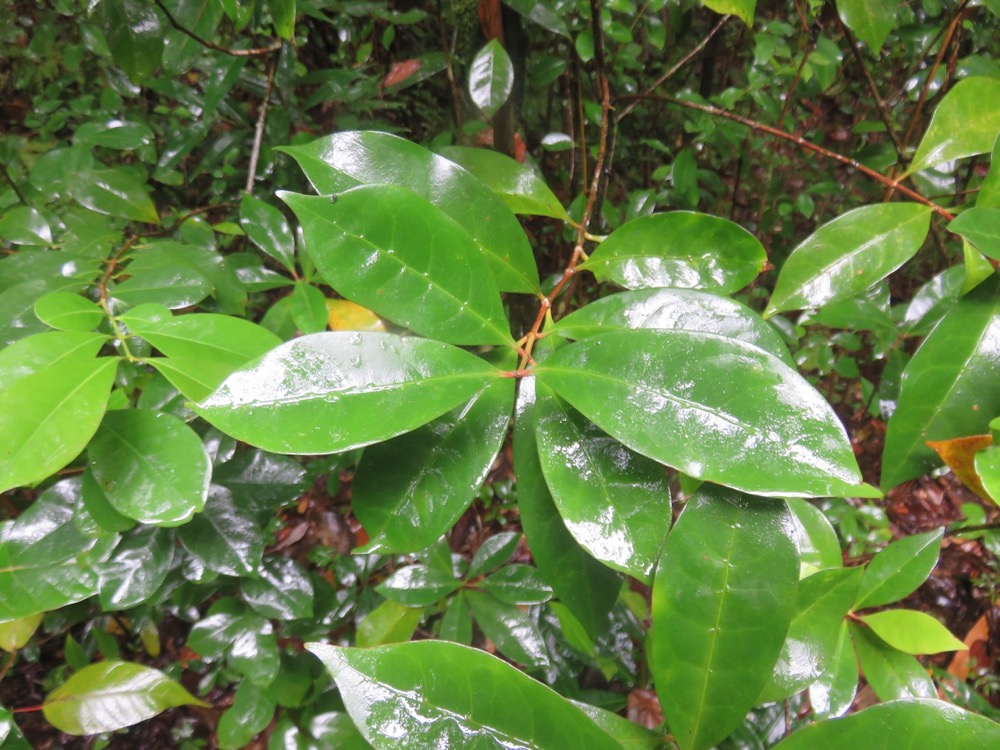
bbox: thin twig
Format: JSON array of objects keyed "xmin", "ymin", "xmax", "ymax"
[
  {"xmin": 152, "ymin": 0, "xmax": 282, "ymax": 57},
  {"xmin": 245, "ymin": 55, "xmax": 278, "ymax": 195},
  {"xmin": 1, "ymin": 163, "xmax": 27, "ymax": 204},
  {"xmin": 436, "ymin": 0, "xmax": 464, "ymax": 134}
]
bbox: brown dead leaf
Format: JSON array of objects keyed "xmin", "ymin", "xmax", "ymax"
[
  {"xmin": 927, "ymin": 435, "xmax": 994, "ymax": 501},
  {"xmin": 947, "ymin": 613, "xmax": 991, "ymax": 682}
]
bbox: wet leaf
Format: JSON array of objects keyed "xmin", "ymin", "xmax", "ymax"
[
  {"xmin": 651, "ymin": 486, "xmax": 799, "ymax": 750},
  {"xmin": 0, "ymin": 205, "xmax": 53, "ymax": 245},
  {"xmin": 466, "ymin": 531, "xmax": 521, "ymax": 579},
  {"xmin": 217, "ymin": 682, "xmax": 276, "ymax": 750},
  {"xmin": 850, "ymin": 623, "xmax": 935, "ymax": 701},
  {"xmin": 468, "ymin": 40, "xmax": 514, "ymax": 117},
  {"xmin": 787, "ymin": 498, "xmax": 843, "ymax": 576},
  {"xmin": 859, "ymin": 610, "xmax": 966, "ymax": 654},
  {"xmin": 927, "ymin": 435, "xmax": 994, "ymax": 501},
  {"xmin": 242, "ymin": 556, "xmax": 314, "ymax": 620},
  {"xmin": 193, "ymin": 332, "xmax": 502, "ymax": 454},
  {"xmin": 33, "ymin": 291, "xmax": 104, "ymax": 332},
  {"xmin": 73, "ymin": 120, "xmax": 155, "ymax": 151},
  {"xmin": 283, "ymin": 187, "xmax": 513, "ymax": 346},
  {"xmin": 356, "ymin": 600, "xmax": 422, "ymax": 648},
  {"xmin": 976, "ymin": 444, "xmax": 1000, "ymax": 504},
  {"xmin": 240, "ymin": 194, "xmax": 296, "ymax": 272},
  {"xmin": 766, "ymin": 204, "xmax": 931, "ymax": 316},
  {"xmin": 855, "ymin": 529, "xmax": 942, "ymax": 609},
  {"xmin": 466, "ymin": 590, "xmax": 549, "ymax": 667},
  {"xmin": 88, "ymin": 409, "xmax": 211, "ymax": 527},
  {"xmin": 308, "ymin": 641, "xmax": 621, "ymax": 750},
  {"xmin": 534, "ymin": 329, "xmax": 876, "ymax": 499},
  {"xmin": 949, "ymin": 207, "xmax": 1000, "ymax": 260},
  {"xmin": 96, "ymin": 527, "xmax": 174, "ymax": 610},
  {"xmin": 0, "ymin": 614, "xmax": 43, "ymax": 651},
  {"xmin": 809, "ymin": 621, "xmax": 858, "ymax": 718},
  {"xmin": 212, "ymin": 449, "xmax": 307, "ymax": 513},
  {"xmin": 478, "ymin": 565, "xmax": 553, "ymax": 605},
  {"xmin": 376, "ymin": 565, "xmax": 462, "ymax": 607},
  {"xmin": 289, "ymin": 281, "xmax": 329, "ymax": 334},
  {"xmin": 701, "ymin": 0, "xmax": 755, "ymax": 27},
  {"xmin": 439, "ymin": 591, "xmax": 473, "ymax": 645},
  {"xmin": 836, "ymin": 0, "xmax": 896, "ymax": 51},
  {"xmin": 70, "ymin": 168, "xmax": 159, "ymax": 224},
  {"xmin": 277, "ymin": 131, "xmax": 539, "ymax": 292},
  {"xmin": 187, "ymin": 599, "xmax": 280, "ymax": 686},
  {"xmin": 177, "ymin": 485, "xmax": 264, "ymax": 576},
  {"xmin": 98, "ymin": 0, "xmax": 163, "ymax": 81},
  {"xmin": 579, "ymin": 211, "xmax": 766, "ymax": 293},
  {"xmin": 326, "ymin": 298, "xmax": 386, "ymax": 332},
  {"xmin": 907, "ymin": 77, "xmax": 1000, "ymax": 176}
]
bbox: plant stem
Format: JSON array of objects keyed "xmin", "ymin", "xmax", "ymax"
[
  {"xmin": 245, "ymin": 54, "xmax": 278, "ymax": 195},
  {"xmin": 151, "ymin": 0, "xmax": 281, "ymax": 57}
]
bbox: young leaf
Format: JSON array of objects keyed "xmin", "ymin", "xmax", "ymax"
[
  {"xmin": 277, "ymin": 131, "xmax": 539, "ymax": 293},
  {"xmin": 854, "ymin": 529, "xmax": 943, "ymax": 609},
  {"xmin": 651, "ymin": 486, "xmax": 799, "ymax": 750},
  {"xmin": 88, "ymin": 409, "xmax": 211, "ymax": 527},
  {"xmin": 282, "ymin": 187, "xmax": 513, "ymax": 346},
  {"xmin": 858, "ymin": 610, "xmax": 966, "ymax": 654},
  {"xmin": 466, "ymin": 531, "xmax": 521, "ymax": 579},
  {"xmin": 579, "ymin": 211, "xmax": 767, "ymax": 293},
  {"xmin": 439, "ymin": 591, "xmax": 473, "ymax": 645},
  {"xmin": 468, "ymin": 40, "xmax": 515, "ymax": 118},
  {"xmin": 0, "ymin": 614, "xmax": 43, "ymax": 652},
  {"xmin": 43, "ymin": 661, "xmax": 207, "ymax": 735},
  {"xmin": 766, "ymin": 203, "xmax": 931, "ymax": 316},
  {"xmin": 787, "ymin": 498, "xmax": 843, "ymax": 576},
  {"xmin": 289, "ymin": 281, "xmax": 329, "ymax": 334},
  {"xmin": 882, "ymin": 274, "xmax": 1000, "ymax": 488},
  {"xmin": 308, "ymin": 641, "xmax": 621, "ymax": 750},
  {"xmin": 356, "ymin": 600, "xmax": 422, "ymax": 648},
  {"xmin": 478, "ymin": 565, "xmax": 553, "ymax": 605},
  {"xmin": 240, "ymin": 194, "xmax": 296, "ymax": 272},
  {"xmin": 976, "ymin": 444, "xmax": 1000, "ymax": 504},
  {"xmin": 835, "ymin": 0, "xmax": 896, "ymax": 51},
  {"xmin": 907, "ymin": 77, "xmax": 1000, "ymax": 176},
  {"xmin": 352, "ymin": 376, "xmax": 514, "ymax": 553},
  {"xmin": 701, "ymin": 0, "xmax": 756, "ymax": 27},
  {"xmin": 949, "ymin": 207, "xmax": 1000, "ymax": 260},
  {"xmin": 534, "ymin": 329, "xmax": 877, "ymax": 499},
  {"xmin": 849, "ymin": 623, "xmax": 936, "ymax": 701},
  {"xmin": 534, "ymin": 384, "xmax": 672, "ymax": 582},
  {"xmin": 809, "ymin": 621, "xmax": 858, "ymax": 718},
  {"xmin": 33, "ymin": 291, "xmax": 104, "ymax": 332},
  {"xmin": 193, "ymin": 332, "xmax": 502, "ymax": 454}
]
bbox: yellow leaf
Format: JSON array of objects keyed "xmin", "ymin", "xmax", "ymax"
[
  {"xmin": 326, "ymin": 299, "xmax": 386, "ymax": 332},
  {"xmin": 926, "ymin": 434, "xmax": 993, "ymax": 501}
]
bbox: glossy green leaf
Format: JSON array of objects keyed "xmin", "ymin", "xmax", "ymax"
[
  {"xmin": 513, "ymin": 377, "xmax": 621, "ymax": 638},
  {"xmin": 194, "ymin": 331, "xmax": 501, "ymax": 454},
  {"xmin": 0, "ymin": 480, "xmax": 109, "ymax": 620},
  {"xmin": 290, "ymin": 282, "xmax": 330, "ymax": 334},
  {"xmin": 773, "ymin": 698, "xmax": 1000, "ymax": 750},
  {"xmin": 849, "ymin": 623, "xmax": 935, "ymax": 701},
  {"xmin": 240, "ymin": 194, "xmax": 296, "ymax": 272},
  {"xmin": 242, "ymin": 556, "xmax": 314, "ymax": 620},
  {"xmin": 761, "ymin": 567, "xmax": 863, "ymax": 702},
  {"xmin": 308, "ymin": 641, "xmax": 621, "ymax": 750},
  {"xmin": 0, "ymin": 279, "xmax": 53, "ymax": 347},
  {"xmin": 356, "ymin": 600, "xmax": 422, "ymax": 648},
  {"xmin": 187, "ymin": 601, "xmax": 280, "ymax": 686},
  {"xmin": 978, "ymin": 135, "xmax": 1000, "ymax": 208},
  {"xmin": 855, "ymin": 529, "xmax": 942, "ymax": 609},
  {"xmin": 277, "ymin": 131, "xmax": 539, "ymax": 293},
  {"xmin": 0, "ymin": 250, "xmax": 100, "ymax": 295},
  {"xmin": 651, "ymin": 486, "xmax": 799, "ymax": 750},
  {"xmin": 0, "ymin": 613, "xmax": 43, "ymax": 651},
  {"xmin": 976, "ymin": 444, "xmax": 1000, "ymax": 504},
  {"xmin": 161, "ymin": 0, "xmax": 225, "ymax": 74},
  {"xmin": 0, "ymin": 331, "xmax": 117, "ymax": 493},
  {"xmin": 478, "ymin": 565, "xmax": 553, "ymax": 605},
  {"xmin": 127, "ymin": 240, "xmax": 248, "ymax": 314},
  {"xmin": 98, "ymin": 0, "xmax": 163, "ymax": 81},
  {"xmin": 96, "ymin": 527, "xmax": 174, "ymax": 610},
  {"xmin": 859, "ymin": 610, "xmax": 965, "ymax": 654},
  {"xmin": 111, "ymin": 265, "xmax": 213, "ymax": 309},
  {"xmin": 907, "ymin": 78, "xmax": 1000, "ymax": 176},
  {"xmin": 70, "ymin": 168, "xmax": 159, "ymax": 224},
  {"xmin": 534, "ymin": 329, "xmax": 876, "ymax": 499},
  {"xmin": 902, "ymin": 266, "xmax": 963, "ymax": 335},
  {"xmin": 43, "ymin": 661, "xmax": 207, "ymax": 736},
  {"xmin": 787, "ymin": 498, "xmax": 843, "ymax": 577},
  {"xmin": 882, "ymin": 275, "xmax": 1000, "ymax": 488},
  {"xmin": 88, "ymin": 409, "xmax": 210, "ymax": 526},
  {"xmin": 33, "ymin": 291, "xmax": 104, "ymax": 332},
  {"xmin": 573, "ymin": 701, "xmax": 666, "ymax": 749},
  {"xmin": 809, "ymin": 621, "xmax": 858, "ymax": 718},
  {"xmin": 217, "ymin": 682, "xmax": 276, "ymax": 750},
  {"xmin": 466, "ymin": 590, "xmax": 549, "ymax": 667},
  {"xmin": 701, "ymin": 0, "xmax": 756, "ymax": 26},
  {"xmin": 376, "ymin": 565, "xmax": 462, "ymax": 607},
  {"xmin": 949, "ymin": 207, "xmax": 1000, "ymax": 260},
  {"xmin": 535, "ymin": 384, "xmax": 671, "ymax": 581},
  {"xmin": 74, "ymin": 120, "xmax": 155, "ymax": 151},
  {"xmin": 177, "ymin": 486, "xmax": 264, "ymax": 576},
  {"xmin": 836, "ymin": 0, "xmax": 896, "ymax": 51},
  {"xmin": 212, "ymin": 448, "xmax": 308, "ymax": 513},
  {"xmin": 468, "ymin": 40, "xmax": 514, "ymax": 117},
  {"xmin": 354, "ymin": 375, "xmax": 514, "ymax": 553},
  {"xmin": 766, "ymin": 204, "xmax": 931, "ymax": 316},
  {"xmin": 467, "ymin": 531, "xmax": 521, "ymax": 578},
  {"xmin": 0, "ymin": 205, "xmax": 53, "ymax": 245},
  {"xmin": 268, "ymin": 0, "xmax": 295, "ymax": 39},
  {"xmin": 283, "ymin": 187, "xmax": 512, "ymax": 346},
  {"xmin": 439, "ymin": 591, "xmax": 473, "ymax": 645},
  {"xmin": 436, "ymin": 146, "xmax": 569, "ymax": 220},
  {"xmin": 553, "ymin": 287, "xmax": 793, "ymax": 365},
  {"xmin": 579, "ymin": 211, "xmax": 766, "ymax": 293},
  {"xmin": 962, "ymin": 239, "xmax": 994, "ymax": 293}
]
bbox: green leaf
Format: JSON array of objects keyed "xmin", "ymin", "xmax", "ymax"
[
  {"xmin": 217, "ymin": 682, "xmax": 276, "ymax": 750},
  {"xmin": 761, "ymin": 567, "xmax": 863, "ymax": 702},
  {"xmin": 478, "ymin": 565, "xmax": 553, "ymax": 605},
  {"xmin": 240, "ymin": 194, "xmax": 296, "ymax": 273},
  {"xmin": 161, "ymin": 0, "xmax": 225, "ymax": 74},
  {"xmin": 74, "ymin": 120, "xmax": 155, "ymax": 151},
  {"xmin": 534, "ymin": 329, "xmax": 876, "ymax": 499},
  {"xmin": 0, "ymin": 205, "xmax": 53, "ymax": 245},
  {"xmin": 33, "ymin": 291, "xmax": 104, "ymax": 332},
  {"xmin": 773, "ymin": 698, "xmax": 1000, "ymax": 750},
  {"xmin": 978, "ymin": 135, "xmax": 1000, "ymax": 208},
  {"xmin": 976, "ymin": 444, "xmax": 1000, "ymax": 504},
  {"xmin": 468, "ymin": 39, "xmax": 514, "ymax": 118},
  {"xmin": 787, "ymin": 498, "xmax": 843, "ymax": 576},
  {"xmin": 552, "ymin": 287, "xmax": 793, "ymax": 364},
  {"xmin": 356, "ymin": 600, "xmax": 422, "ymax": 648},
  {"xmin": 466, "ymin": 590, "xmax": 549, "ymax": 667},
  {"xmin": 467, "ymin": 531, "xmax": 521, "ymax": 578},
  {"xmin": 177, "ymin": 486, "xmax": 264, "ymax": 576},
  {"xmin": 765, "ymin": 204, "xmax": 932, "ymax": 316},
  {"xmin": 535, "ymin": 384, "xmax": 671, "ymax": 582},
  {"xmin": 111, "ymin": 265, "xmax": 213, "ymax": 309},
  {"xmin": 0, "ymin": 250, "xmax": 100, "ymax": 295},
  {"xmin": 354, "ymin": 376, "xmax": 514, "ymax": 553},
  {"xmin": 282, "ymin": 187, "xmax": 513, "ymax": 346},
  {"xmin": 70, "ymin": 168, "xmax": 159, "ymax": 224},
  {"xmin": 701, "ymin": 0, "xmax": 756, "ymax": 27},
  {"xmin": 268, "ymin": 0, "xmax": 296, "ymax": 39},
  {"xmin": 96, "ymin": 527, "xmax": 174, "ymax": 610},
  {"xmin": 88, "ymin": 409, "xmax": 210, "ymax": 526},
  {"xmin": 859, "ymin": 610, "xmax": 966, "ymax": 654},
  {"xmin": 439, "ymin": 591, "xmax": 473, "ymax": 644},
  {"xmin": 289, "ymin": 281, "xmax": 329, "ymax": 334},
  {"xmin": 0, "ymin": 332, "xmax": 117, "ymax": 493},
  {"xmin": 193, "ymin": 332, "xmax": 502, "ymax": 454},
  {"xmin": 43, "ymin": 661, "xmax": 207, "ymax": 736},
  {"xmin": 907, "ymin": 78, "xmax": 1000, "ymax": 176},
  {"xmin": 308, "ymin": 641, "xmax": 622, "ymax": 750},
  {"xmin": 836, "ymin": 0, "xmax": 896, "ymax": 51},
  {"xmin": 98, "ymin": 0, "xmax": 163, "ymax": 82},
  {"xmin": 188, "ymin": 600, "xmax": 280, "ymax": 686},
  {"xmin": 855, "ymin": 529, "xmax": 942, "ymax": 609},
  {"xmin": 949, "ymin": 207, "xmax": 1000, "ymax": 260},
  {"xmin": 579, "ymin": 212, "xmax": 766, "ymax": 293},
  {"xmin": 809, "ymin": 621, "xmax": 858, "ymax": 718},
  {"xmin": 277, "ymin": 131, "xmax": 539, "ymax": 293},
  {"xmin": 881, "ymin": 275, "xmax": 1000, "ymax": 488},
  {"xmin": 651, "ymin": 486, "xmax": 799, "ymax": 750},
  {"xmin": 573, "ymin": 701, "xmax": 667, "ymax": 749},
  {"xmin": 513, "ymin": 377, "xmax": 621, "ymax": 639},
  {"xmin": 0, "ymin": 613, "xmax": 43, "ymax": 651},
  {"xmin": 127, "ymin": 241, "xmax": 248, "ymax": 314},
  {"xmin": 376, "ymin": 565, "xmax": 462, "ymax": 607},
  {"xmin": 436, "ymin": 146, "xmax": 569, "ymax": 220},
  {"xmin": 212, "ymin": 448, "xmax": 307, "ymax": 513},
  {"xmin": 849, "ymin": 623, "xmax": 935, "ymax": 701},
  {"xmin": 242, "ymin": 556, "xmax": 314, "ymax": 620}
]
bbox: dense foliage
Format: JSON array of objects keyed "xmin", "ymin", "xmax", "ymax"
[{"xmin": 1, "ymin": 0, "xmax": 999, "ymax": 748}]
